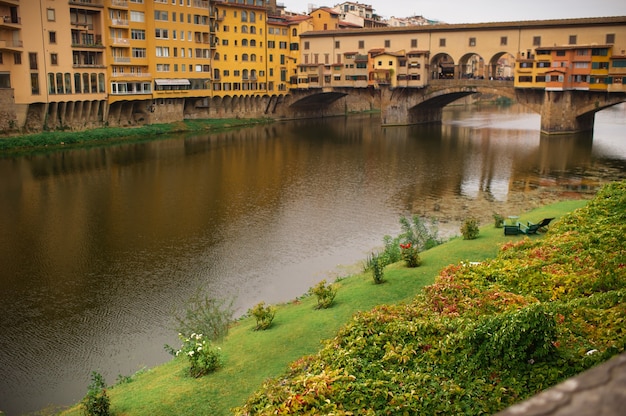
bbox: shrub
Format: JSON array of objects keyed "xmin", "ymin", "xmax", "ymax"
[
  {"xmin": 310, "ymin": 280, "xmax": 337, "ymax": 309},
  {"xmin": 249, "ymin": 301, "xmax": 276, "ymax": 330},
  {"xmin": 467, "ymin": 304, "xmax": 557, "ymax": 368},
  {"xmin": 174, "ymin": 333, "xmax": 222, "ymax": 377},
  {"xmin": 172, "ymin": 289, "xmax": 234, "ymax": 342},
  {"xmin": 400, "ymin": 242, "xmax": 421, "ymax": 267},
  {"xmin": 81, "ymin": 371, "xmax": 110, "ymax": 416},
  {"xmin": 493, "ymin": 213, "xmax": 504, "ymax": 228},
  {"xmin": 371, "ymin": 256, "xmax": 386, "ymax": 284},
  {"xmin": 460, "ymin": 217, "xmax": 480, "ymax": 240},
  {"xmin": 400, "ymin": 215, "xmax": 442, "ymax": 251}
]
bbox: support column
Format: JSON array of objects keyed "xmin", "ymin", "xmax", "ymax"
[{"xmin": 540, "ymin": 90, "xmax": 594, "ymax": 134}]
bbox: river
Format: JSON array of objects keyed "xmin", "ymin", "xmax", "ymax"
[{"xmin": 1, "ymin": 103, "xmax": 625, "ymax": 415}]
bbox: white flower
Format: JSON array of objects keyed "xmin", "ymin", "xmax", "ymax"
[
  {"xmin": 197, "ymin": 346, "xmax": 203, "ymax": 351},
  {"xmin": 188, "ymin": 350, "xmax": 195, "ymax": 356}
]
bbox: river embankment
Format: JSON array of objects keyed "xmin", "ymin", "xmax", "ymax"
[{"xmin": 53, "ymin": 197, "xmax": 593, "ymax": 416}]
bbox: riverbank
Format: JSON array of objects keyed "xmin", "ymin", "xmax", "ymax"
[
  {"xmin": 49, "ymin": 198, "xmax": 589, "ymax": 416},
  {"xmin": 0, "ymin": 118, "xmax": 273, "ymax": 156}
]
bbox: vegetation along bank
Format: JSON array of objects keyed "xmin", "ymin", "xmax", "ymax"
[{"xmin": 59, "ymin": 181, "xmax": 624, "ymax": 415}]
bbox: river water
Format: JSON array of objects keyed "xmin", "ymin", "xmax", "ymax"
[{"xmin": 1, "ymin": 103, "xmax": 626, "ymax": 415}]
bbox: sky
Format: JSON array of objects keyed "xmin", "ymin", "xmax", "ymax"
[{"xmin": 282, "ymin": 0, "xmax": 626, "ymax": 24}]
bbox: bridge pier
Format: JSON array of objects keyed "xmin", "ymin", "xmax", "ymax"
[{"xmin": 540, "ymin": 90, "xmax": 595, "ymax": 134}]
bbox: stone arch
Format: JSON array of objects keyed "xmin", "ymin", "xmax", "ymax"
[
  {"xmin": 458, "ymin": 52, "xmax": 486, "ymax": 79},
  {"xmin": 488, "ymin": 52, "xmax": 516, "ymax": 80},
  {"xmin": 430, "ymin": 53, "xmax": 455, "ymax": 80}
]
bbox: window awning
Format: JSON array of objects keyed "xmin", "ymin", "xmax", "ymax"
[{"xmin": 155, "ymin": 78, "xmax": 190, "ymax": 86}]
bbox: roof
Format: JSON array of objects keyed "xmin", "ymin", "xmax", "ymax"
[{"xmin": 300, "ymin": 15, "xmax": 626, "ymax": 37}]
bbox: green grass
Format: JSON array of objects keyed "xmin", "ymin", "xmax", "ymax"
[
  {"xmin": 58, "ymin": 200, "xmax": 587, "ymax": 416},
  {"xmin": 0, "ymin": 118, "xmax": 273, "ymax": 156}
]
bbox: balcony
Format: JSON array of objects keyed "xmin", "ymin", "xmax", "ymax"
[
  {"xmin": 0, "ymin": 38, "xmax": 22, "ymax": 51},
  {"xmin": 113, "ymin": 56, "xmax": 131, "ymax": 63},
  {"xmin": 110, "ymin": 0, "xmax": 128, "ymax": 8},
  {"xmin": 110, "ymin": 18, "xmax": 129, "ymax": 27},
  {"xmin": 111, "ymin": 72, "xmax": 151, "ymax": 78},
  {"xmin": 110, "ymin": 37, "xmax": 130, "ymax": 46},
  {"xmin": 0, "ymin": 15, "xmax": 20, "ymax": 26},
  {"xmin": 193, "ymin": 0, "xmax": 209, "ymax": 8},
  {"xmin": 69, "ymin": 0, "xmax": 104, "ymax": 8}
]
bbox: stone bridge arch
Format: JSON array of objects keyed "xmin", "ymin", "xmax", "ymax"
[{"xmin": 380, "ymin": 80, "xmax": 523, "ymax": 126}]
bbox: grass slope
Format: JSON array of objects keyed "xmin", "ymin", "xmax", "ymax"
[
  {"xmin": 235, "ymin": 182, "xmax": 626, "ymax": 415},
  {"xmin": 58, "ymin": 199, "xmax": 587, "ymax": 416}
]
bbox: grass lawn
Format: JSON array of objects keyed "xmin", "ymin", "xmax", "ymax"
[{"xmin": 59, "ymin": 199, "xmax": 587, "ymax": 416}]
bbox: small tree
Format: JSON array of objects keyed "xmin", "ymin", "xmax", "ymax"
[
  {"xmin": 249, "ymin": 301, "xmax": 276, "ymax": 330},
  {"xmin": 372, "ymin": 256, "xmax": 386, "ymax": 284},
  {"xmin": 461, "ymin": 217, "xmax": 480, "ymax": 240},
  {"xmin": 172, "ymin": 289, "xmax": 235, "ymax": 342},
  {"xmin": 81, "ymin": 371, "xmax": 110, "ymax": 416},
  {"xmin": 493, "ymin": 213, "xmax": 505, "ymax": 228},
  {"xmin": 310, "ymin": 280, "xmax": 337, "ymax": 309}
]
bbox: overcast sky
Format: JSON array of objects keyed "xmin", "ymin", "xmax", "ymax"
[{"xmin": 283, "ymin": 0, "xmax": 626, "ymax": 24}]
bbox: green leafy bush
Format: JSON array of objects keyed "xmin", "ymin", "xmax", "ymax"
[
  {"xmin": 493, "ymin": 213, "xmax": 505, "ymax": 228},
  {"xmin": 175, "ymin": 333, "xmax": 222, "ymax": 377},
  {"xmin": 371, "ymin": 255, "xmax": 386, "ymax": 284},
  {"xmin": 249, "ymin": 301, "xmax": 276, "ymax": 330},
  {"xmin": 81, "ymin": 371, "xmax": 110, "ymax": 416},
  {"xmin": 460, "ymin": 217, "xmax": 480, "ymax": 239},
  {"xmin": 400, "ymin": 215, "xmax": 441, "ymax": 251},
  {"xmin": 310, "ymin": 280, "xmax": 338, "ymax": 309},
  {"xmin": 172, "ymin": 289, "xmax": 234, "ymax": 342}
]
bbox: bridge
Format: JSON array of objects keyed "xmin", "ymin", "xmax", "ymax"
[
  {"xmin": 287, "ymin": 16, "xmax": 626, "ymax": 134},
  {"xmin": 280, "ymin": 80, "xmax": 626, "ymax": 134}
]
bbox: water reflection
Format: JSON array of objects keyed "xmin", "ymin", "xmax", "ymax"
[{"xmin": 1, "ymin": 104, "xmax": 625, "ymax": 415}]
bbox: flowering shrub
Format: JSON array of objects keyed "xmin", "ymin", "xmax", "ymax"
[
  {"xmin": 175, "ymin": 333, "xmax": 221, "ymax": 377},
  {"xmin": 310, "ymin": 280, "xmax": 337, "ymax": 309},
  {"xmin": 249, "ymin": 301, "xmax": 276, "ymax": 330},
  {"xmin": 400, "ymin": 242, "xmax": 421, "ymax": 267}
]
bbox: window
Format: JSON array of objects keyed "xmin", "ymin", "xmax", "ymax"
[
  {"xmin": 132, "ymin": 48, "xmax": 146, "ymax": 58},
  {"xmin": 533, "ymin": 36, "xmax": 541, "ymax": 46},
  {"xmin": 156, "ymin": 64, "xmax": 170, "ymax": 72},
  {"xmin": 411, "ymin": 39, "xmax": 417, "ymax": 48},
  {"xmin": 439, "ymin": 38, "xmax": 446, "ymax": 47},
  {"xmin": 469, "ymin": 37, "xmax": 476, "ymax": 47},
  {"xmin": 49, "ymin": 31, "xmax": 57, "ymax": 44},
  {"xmin": 131, "ymin": 29, "xmax": 146, "ymax": 40},
  {"xmin": 155, "ymin": 10, "xmax": 168, "ymax": 21},
  {"xmin": 47, "ymin": 8, "xmax": 55, "ymax": 21},
  {"xmin": 606, "ymin": 33, "xmax": 615, "ymax": 44},
  {"xmin": 304, "ymin": 41, "xmax": 309, "ymax": 50},
  {"xmin": 131, "ymin": 11, "xmax": 145, "ymax": 22},
  {"xmin": 31, "ymin": 73, "xmax": 40, "ymax": 95},
  {"xmin": 51, "ymin": 53, "xmax": 58, "ymax": 65},
  {"xmin": 384, "ymin": 40, "xmax": 390, "ymax": 48},
  {"xmin": 156, "ymin": 47, "xmax": 170, "ymax": 57},
  {"xmin": 569, "ymin": 35, "xmax": 577, "ymax": 45},
  {"xmin": 14, "ymin": 52, "xmax": 21, "ymax": 65},
  {"xmin": 29, "ymin": 53, "xmax": 38, "ymax": 70},
  {"xmin": 613, "ymin": 59, "xmax": 626, "ymax": 68},
  {"xmin": 500, "ymin": 36, "xmax": 507, "ymax": 46},
  {"xmin": 155, "ymin": 29, "xmax": 169, "ymax": 39},
  {"xmin": 335, "ymin": 41, "xmax": 340, "ymax": 49}
]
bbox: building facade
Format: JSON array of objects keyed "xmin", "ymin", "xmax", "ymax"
[{"xmin": 1, "ymin": 4, "xmax": 625, "ymax": 135}]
